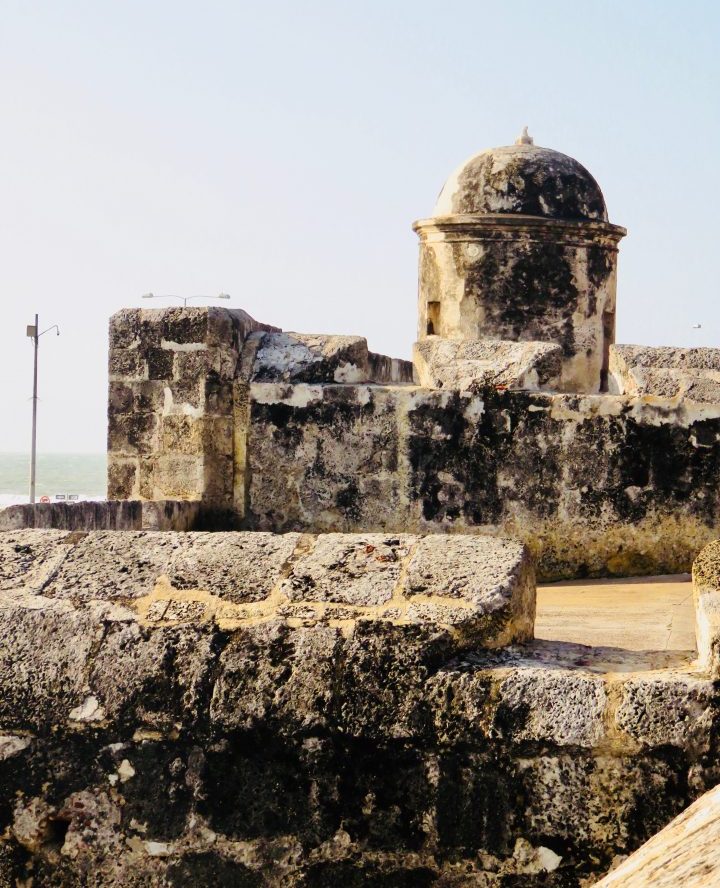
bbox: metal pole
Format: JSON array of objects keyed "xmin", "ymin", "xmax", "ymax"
[{"xmin": 29, "ymin": 313, "xmax": 38, "ymax": 505}]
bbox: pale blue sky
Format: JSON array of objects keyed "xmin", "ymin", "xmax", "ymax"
[{"xmin": 1, "ymin": 0, "xmax": 719, "ymax": 452}]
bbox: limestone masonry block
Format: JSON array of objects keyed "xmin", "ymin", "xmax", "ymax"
[
  {"xmin": 0, "ymin": 529, "xmax": 534, "ymax": 649},
  {"xmin": 241, "ymin": 331, "xmax": 371, "ymax": 383},
  {"xmin": 240, "ymin": 331, "xmax": 414, "ymax": 384},
  {"xmin": 413, "ymin": 337, "xmax": 563, "ymax": 391},
  {"xmin": 610, "ymin": 344, "xmax": 720, "ymax": 402},
  {"xmin": 692, "ymin": 539, "xmax": 720, "ymax": 679},
  {"xmin": 593, "ymin": 783, "xmax": 720, "ymax": 887}
]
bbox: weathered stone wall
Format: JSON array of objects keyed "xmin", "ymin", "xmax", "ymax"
[
  {"xmin": 245, "ymin": 383, "xmax": 720, "ymax": 580},
  {"xmin": 0, "ymin": 528, "xmax": 717, "ymax": 887},
  {"xmin": 107, "ymin": 308, "xmax": 720, "ymax": 580},
  {"xmin": 107, "ymin": 307, "xmax": 278, "ymax": 509}
]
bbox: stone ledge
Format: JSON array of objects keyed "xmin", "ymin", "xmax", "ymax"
[
  {"xmin": 692, "ymin": 539, "xmax": 720, "ymax": 679},
  {"xmin": 240, "ymin": 330, "xmax": 414, "ymax": 385},
  {"xmin": 413, "ymin": 337, "xmax": 563, "ymax": 392},
  {"xmin": 610, "ymin": 344, "xmax": 720, "ymax": 402},
  {"xmin": 0, "ymin": 529, "xmax": 534, "ymax": 649},
  {"xmin": 0, "ymin": 501, "xmax": 201, "ymax": 533}
]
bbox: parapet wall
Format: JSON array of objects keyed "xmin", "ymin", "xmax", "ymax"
[
  {"xmin": 0, "ymin": 500, "xmax": 201, "ymax": 533},
  {"xmin": 0, "ymin": 528, "xmax": 716, "ymax": 887},
  {"xmin": 107, "ymin": 308, "xmax": 720, "ymax": 580}
]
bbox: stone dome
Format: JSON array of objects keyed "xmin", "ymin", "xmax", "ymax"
[{"xmin": 433, "ymin": 137, "xmax": 608, "ymax": 222}]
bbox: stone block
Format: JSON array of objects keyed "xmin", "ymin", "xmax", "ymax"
[
  {"xmin": 160, "ymin": 415, "xmax": 206, "ymax": 455},
  {"xmin": 108, "ymin": 348, "xmax": 147, "ymax": 381},
  {"xmin": 692, "ymin": 539, "xmax": 720, "ymax": 679},
  {"xmin": 146, "ymin": 347, "xmax": 174, "ymax": 380},
  {"xmin": 614, "ymin": 675, "xmax": 714, "ymax": 750},
  {"xmin": 277, "ymin": 531, "xmax": 535, "ymax": 649},
  {"xmin": 592, "ymin": 783, "xmax": 720, "ymax": 887},
  {"xmin": 33, "ymin": 530, "xmax": 300, "ymax": 606},
  {"xmin": 240, "ymin": 331, "xmax": 371, "ymax": 383},
  {"xmin": 107, "ymin": 454, "xmax": 138, "ymax": 500},
  {"xmin": 108, "ymin": 308, "xmax": 141, "ymax": 349},
  {"xmin": 159, "ymin": 414, "xmax": 233, "ymax": 458},
  {"xmin": 403, "ymin": 535, "xmax": 535, "ymax": 645},
  {"xmin": 107, "ymin": 412, "xmax": 159, "ymax": 456},
  {"xmin": 413, "ymin": 337, "xmax": 563, "ymax": 391},
  {"xmin": 610, "ymin": 344, "xmax": 720, "ymax": 402},
  {"xmin": 497, "ymin": 667, "xmax": 607, "ymax": 747},
  {"xmin": 367, "ymin": 351, "xmax": 415, "ymax": 384},
  {"xmin": 151, "ymin": 454, "xmax": 203, "ymax": 499},
  {"xmin": 161, "ymin": 308, "xmax": 209, "ymax": 345}
]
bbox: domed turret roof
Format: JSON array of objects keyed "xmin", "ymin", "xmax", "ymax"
[{"xmin": 433, "ymin": 130, "xmax": 608, "ymax": 222}]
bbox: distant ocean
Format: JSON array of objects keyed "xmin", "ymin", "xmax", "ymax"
[{"xmin": 0, "ymin": 453, "xmax": 106, "ymax": 506}]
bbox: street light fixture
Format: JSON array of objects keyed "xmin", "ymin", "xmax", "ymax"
[
  {"xmin": 26, "ymin": 315, "xmax": 60, "ymax": 505},
  {"xmin": 141, "ymin": 293, "xmax": 231, "ymax": 307}
]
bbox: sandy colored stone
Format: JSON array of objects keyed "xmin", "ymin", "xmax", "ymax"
[
  {"xmin": 281, "ymin": 533, "xmax": 415, "ymax": 606},
  {"xmin": 610, "ymin": 344, "xmax": 720, "ymax": 402},
  {"xmin": 37, "ymin": 530, "xmax": 300, "ymax": 604},
  {"xmin": 413, "ymin": 337, "xmax": 562, "ymax": 392},
  {"xmin": 0, "ymin": 529, "xmax": 75, "ymax": 592},
  {"xmin": 241, "ymin": 331, "xmax": 371, "ymax": 383},
  {"xmin": 593, "ymin": 782, "xmax": 720, "ymax": 887}
]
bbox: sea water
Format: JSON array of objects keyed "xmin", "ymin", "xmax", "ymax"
[{"xmin": 0, "ymin": 453, "xmax": 106, "ymax": 506}]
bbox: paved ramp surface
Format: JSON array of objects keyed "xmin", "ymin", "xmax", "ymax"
[{"xmin": 536, "ymin": 574, "xmax": 695, "ymax": 653}]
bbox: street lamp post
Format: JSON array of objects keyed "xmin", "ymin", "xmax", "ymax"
[
  {"xmin": 26, "ymin": 315, "xmax": 60, "ymax": 504},
  {"xmin": 141, "ymin": 293, "xmax": 231, "ymax": 307}
]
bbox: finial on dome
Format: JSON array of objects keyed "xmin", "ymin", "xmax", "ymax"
[{"xmin": 515, "ymin": 126, "xmax": 534, "ymax": 146}]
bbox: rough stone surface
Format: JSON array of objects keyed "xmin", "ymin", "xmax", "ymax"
[
  {"xmin": 610, "ymin": 344, "xmax": 720, "ymax": 402},
  {"xmin": 245, "ymin": 384, "xmax": 720, "ymax": 580},
  {"xmin": 0, "ymin": 529, "xmax": 718, "ymax": 887},
  {"xmin": 413, "ymin": 140, "xmax": 625, "ymax": 393},
  {"xmin": 593, "ymin": 783, "xmax": 720, "ymax": 887},
  {"xmin": 692, "ymin": 539, "xmax": 720, "ymax": 678},
  {"xmin": 240, "ymin": 331, "xmax": 414, "ymax": 385},
  {"xmin": 433, "ymin": 143, "xmax": 608, "ymax": 221},
  {"xmin": 413, "ymin": 337, "xmax": 562, "ymax": 391},
  {"xmin": 0, "ymin": 529, "xmax": 534, "ymax": 648}
]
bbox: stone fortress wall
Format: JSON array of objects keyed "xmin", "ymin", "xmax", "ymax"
[
  {"xmin": 1, "ymin": 527, "xmax": 719, "ymax": 887},
  {"xmin": 105, "ymin": 307, "xmax": 720, "ymax": 580},
  {"xmin": 3, "ymin": 132, "xmax": 720, "ymax": 886},
  {"xmin": 103, "ymin": 133, "xmax": 720, "ymax": 581}
]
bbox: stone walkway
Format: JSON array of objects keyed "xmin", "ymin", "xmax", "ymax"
[{"xmin": 536, "ymin": 574, "xmax": 695, "ymax": 654}]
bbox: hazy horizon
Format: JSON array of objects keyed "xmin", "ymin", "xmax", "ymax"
[{"xmin": 2, "ymin": 0, "xmax": 719, "ymax": 453}]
